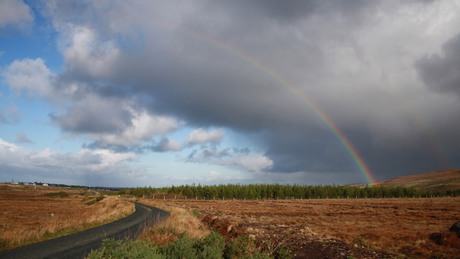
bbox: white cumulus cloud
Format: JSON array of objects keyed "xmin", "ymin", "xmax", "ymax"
[
  {"xmin": 186, "ymin": 146, "xmax": 273, "ymax": 173},
  {"xmin": 231, "ymin": 154, "xmax": 274, "ymax": 173},
  {"xmin": 0, "ymin": 0, "xmax": 33, "ymax": 29},
  {"xmin": 92, "ymin": 109, "xmax": 182, "ymax": 147},
  {"xmin": 186, "ymin": 128, "xmax": 224, "ymax": 146},
  {"xmin": 59, "ymin": 26, "xmax": 120, "ymax": 78},
  {"xmin": 2, "ymin": 58, "xmax": 54, "ymax": 98},
  {"xmin": 0, "ymin": 138, "xmax": 139, "ymax": 185}
]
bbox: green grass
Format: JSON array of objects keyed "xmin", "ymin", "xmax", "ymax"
[{"xmin": 87, "ymin": 232, "xmax": 291, "ymax": 259}]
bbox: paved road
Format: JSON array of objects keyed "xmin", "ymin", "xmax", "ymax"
[{"xmin": 0, "ymin": 203, "xmax": 169, "ymax": 259}]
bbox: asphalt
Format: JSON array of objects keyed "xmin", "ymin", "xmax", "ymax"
[{"xmin": 0, "ymin": 202, "xmax": 169, "ymax": 259}]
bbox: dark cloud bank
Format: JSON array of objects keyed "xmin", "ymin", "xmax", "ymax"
[
  {"xmin": 416, "ymin": 33, "xmax": 460, "ymax": 95},
  {"xmin": 38, "ymin": 0, "xmax": 460, "ymax": 183}
]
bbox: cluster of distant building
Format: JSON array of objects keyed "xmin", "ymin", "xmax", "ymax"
[
  {"xmin": 5, "ymin": 181, "xmax": 53, "ymax": 187},
  {"xmin": 2, "ymin": 180, "xmax": 123, "ymax": 191},
  {"xmin": 4, "ymin": 180, "xmax": 86, "ymax": 188}
]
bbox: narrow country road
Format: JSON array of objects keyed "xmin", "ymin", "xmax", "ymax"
[{"xmin": 0, "ymin": 203, "xmax": 169, "ymax": 259}]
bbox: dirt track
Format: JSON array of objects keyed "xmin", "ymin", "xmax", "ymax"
[{"xmin": 0, "ymin": 203, "xmax": 169, "ymax": 259}]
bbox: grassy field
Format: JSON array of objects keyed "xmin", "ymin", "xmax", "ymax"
[
  {"xmin": 0, "ymin": 184, "xmax": 287, "ymax": 258},
  {"xmin": 0, "ymin": 184, "xmax": 134, "ymax": 251},
  {"xmin": 155, "ymin": 197, "xmax": 460, "ymax": 258},
  {"xmin": 2, "ymin": 178, "xmax": 459, "ymax": 258}
]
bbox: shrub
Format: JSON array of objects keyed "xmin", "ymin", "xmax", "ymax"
[
  {"xmin": 224, "ymin": 235, "xmax": 271, "ymax": 259},
  {"xmin": 274, "ymin": 245, "xmax": 291, "ymax": 259},
  {"xmin": 44, "ymin": 192, "xmax": 70, "ymax": 198},
  {"xmin": 0, "ymin": 238, "xmax": 8, "ymax": 251},
  {"xmin": 85, "ymin": 195, "xmax": 105, "ymax": 206},
  {"xmin": 0, "ymin": 185, "xmax": 11, "ymax": 190},
  {"xmin": 194, "ymin": 231, "xmax": 226, "ymax": 258},
  {"xmin": 88, "ymin": 231, "xmax": 284, "ymax": 259},
  {"xmin": 162, "ymin": 234, "xmax": 197, "ymax": 258},
  {"xmin": 87, "ymin": 239, "xmax": 164, "ymax": 259}
]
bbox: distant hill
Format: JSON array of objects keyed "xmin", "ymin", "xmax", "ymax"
[{"xmin": 377, "ymin": 169, "xmax": 460, "ymax": 192}]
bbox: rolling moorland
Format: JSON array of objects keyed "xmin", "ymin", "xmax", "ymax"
[
  {"xmin": 0, "ymin": 185, "xmax": 134, "ymax": 251},
  {"xmin": 125, "ymin": 169, "xmax": 460, "ymax": 258},
  {"xmin": 1, "ymin": 169, "xmax": 459, "ymax": 258},
  {"xmin": 377, "ymin": 168, "xmax": 460, "ymax": 191}
]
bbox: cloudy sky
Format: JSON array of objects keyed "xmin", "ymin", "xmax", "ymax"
[{"xmin": 1, "ymin": 0, "xmax": 459, "ymax": 187}]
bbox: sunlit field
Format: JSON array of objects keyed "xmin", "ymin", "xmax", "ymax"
[
  {"xmin": 157, "ymin": 197, "xmax": 460, "ymax": 258},
  {"xmin": 0, "ymin": 184, "xmax": 134, "ymax": 251},
  {"xmin": 1, "ymin": 182, "xmax": 459, "ymax": 258}
]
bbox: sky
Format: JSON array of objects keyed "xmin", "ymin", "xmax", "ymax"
[{"xmin": 1, "ymin": 0, "xmax": 460, "ymax": 187}]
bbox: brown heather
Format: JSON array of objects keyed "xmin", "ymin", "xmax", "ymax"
[
  {"xmin": 0, "ymin": 184, "xmax": 134, "ymax": 251},
  {"xmin": 158, "ymin": 197, "xmax": 460, "ymax": 258}
]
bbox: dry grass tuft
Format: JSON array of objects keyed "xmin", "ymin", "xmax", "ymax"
[
  {"xmin": 83, "ymin": 196, "xmax": 134, "ymax": 225},
  {"xmin": 138, "ymin": 199, "xmax": 210, "ymax": 245}
]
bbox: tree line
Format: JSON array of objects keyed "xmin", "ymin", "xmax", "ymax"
[{"xmin": 119, "ymin": 184, "xmax": 459, "ymax": 199}]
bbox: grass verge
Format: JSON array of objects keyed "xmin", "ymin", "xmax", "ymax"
[
  {"xmin": 88, "ymin": 232, "xmax": 290, "ymax": 259},
  {"xmin": 88, "ymin": 200, "xmax": 291, "ymax": 258}
]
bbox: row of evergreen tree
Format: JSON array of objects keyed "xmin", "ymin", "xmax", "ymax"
[{"xmin": 119, "ymin": 184, "xmax": 459, "ymax": 199}]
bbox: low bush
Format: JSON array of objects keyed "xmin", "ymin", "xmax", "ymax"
[
  {"xmin": 0, "ymin": 185, "xmax": 11, "ymax": 190},
  {"xmin": 0, "ymin": 238, "xmax": 8, "ymax": 251},
  {"xmin": 87, "ymin": 239, "xmax": 163, "ymax": 259},
  {"xmin": 44, "ymin": 192, "xmax": 70, "ymax": 198},
  {"xmin": 87, "ymin": 231, "xmax": 288, "ymax": 259},
  {"xmin": 197, "ymin": 231, "xmax": 226, "ymax": 258},
  {"xmin": 85, "ymin": 195, "xmax": 105, "ymax": 206}
]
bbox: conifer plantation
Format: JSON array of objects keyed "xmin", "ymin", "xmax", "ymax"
[{"xmin": 120, "ymin": 184, "xmax": 459, "ymax": 200}]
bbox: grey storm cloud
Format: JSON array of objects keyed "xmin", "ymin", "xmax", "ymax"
[
  {"xmin": 264, "ymin": 128, "xmax": 354, "ymax": 173},
  {"xmin": 39, "ymin": 0, "xmax": 460, "ymax": 182},
  {"xmin": 148, "ymin": 138, "xmax": 181, "ymax": 153},
  {"xmin": 416, "ymin": 33, "xmax": 460, "ymax": 95},
  {"xmin": 50, "ymin": 95, "xmax": 133, "ymax": 134}
]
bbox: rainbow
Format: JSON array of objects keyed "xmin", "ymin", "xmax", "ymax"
[{"xmin": 185, "ymin": 31, "xmax": 377, "ymax": 185}]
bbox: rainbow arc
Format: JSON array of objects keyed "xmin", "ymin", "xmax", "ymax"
[{"xmin": 185, "ymin": 31, "xmax": 377, "ymax": 185}]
